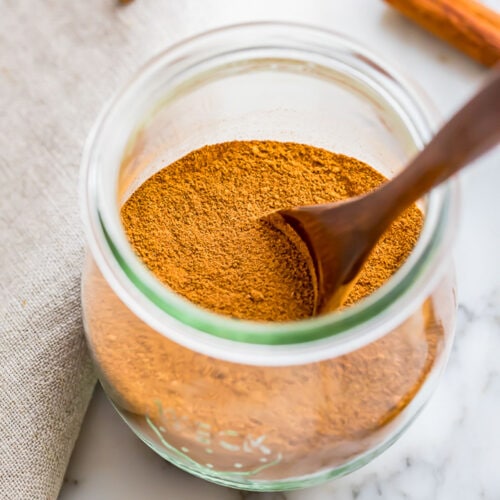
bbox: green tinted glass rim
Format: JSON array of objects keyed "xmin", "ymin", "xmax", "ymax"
[{"xmin": 99, "ymin": 188, "xmax": 450, "ymax": 345}]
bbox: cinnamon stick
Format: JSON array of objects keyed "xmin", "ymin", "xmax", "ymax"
[{"xmin": 384, "ymin": 0, "xmax": 500, "ymax": 66}]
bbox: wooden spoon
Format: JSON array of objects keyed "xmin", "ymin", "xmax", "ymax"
[{"xmin": 268, "ymin": 68, "xmax": 500, "ymax": 314}]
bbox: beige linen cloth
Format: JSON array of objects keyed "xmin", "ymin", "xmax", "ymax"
[
  {"xmin": 0, "ymin": 3, "xmax": 155, "ymax": 498},
  {"xmin": 0, "ymin": 5, "xmax": 102, "ymax": 497}
]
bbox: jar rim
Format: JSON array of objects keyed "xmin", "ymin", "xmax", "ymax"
[{"xmin": 80, "ymin": 22, "xmax": 459, "ymax": 365}]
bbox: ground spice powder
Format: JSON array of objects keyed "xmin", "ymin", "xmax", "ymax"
[
  {"xmin": 84, "ymin": 140, "xmax": 449, "ymax": 480},
  {"xmin": 121, "ymin": 140, "xmax": 423, "ymax": 320}
]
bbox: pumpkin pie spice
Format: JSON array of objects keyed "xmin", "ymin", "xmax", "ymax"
[{"xmin": 84, "ymin": 140, "xmax": 444, "ymax": 477}]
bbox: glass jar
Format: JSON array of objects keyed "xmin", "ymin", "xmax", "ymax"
[{"xmin": 80, "ymin": 23, "xmax": 458, "ymax": 491}]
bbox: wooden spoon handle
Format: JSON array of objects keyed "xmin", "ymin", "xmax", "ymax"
[{"xmin": 373, "ymin": 67, "xmax": 500, "ymax": 222}]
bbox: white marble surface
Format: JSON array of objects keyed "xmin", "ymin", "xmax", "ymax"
[{"xmin": 59, "ymin": 0, "xmax": 500, "ymax": 498}]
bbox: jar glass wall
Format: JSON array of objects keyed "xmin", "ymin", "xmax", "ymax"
[{"xmin": 81, "ymin": 23, "xmax": 458, "ymax": 491}]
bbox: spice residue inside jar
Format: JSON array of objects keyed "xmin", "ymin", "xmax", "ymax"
[{"xmin": 121, "ymin": 140, "xmax": 423, "ymax": 320}]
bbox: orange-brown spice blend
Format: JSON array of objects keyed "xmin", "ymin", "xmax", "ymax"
[
  {"xmin": 83, "ymin": 140, "xmax": 451, "ymax": 479},
  {"xmin": 121, "ymin": 140, "xmax": 424, "ymax": 320}
]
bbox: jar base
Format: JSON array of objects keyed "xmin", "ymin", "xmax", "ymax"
[{"xmin": 105, "ymin": 388, "xmax": 425, "ymax": 492}]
